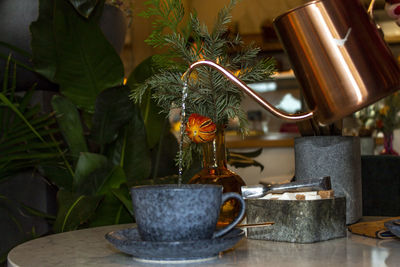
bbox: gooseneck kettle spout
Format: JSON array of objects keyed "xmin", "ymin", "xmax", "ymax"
[{"xmin": 184, "ymin": 60, "xmax": 315, "ymax": 122}]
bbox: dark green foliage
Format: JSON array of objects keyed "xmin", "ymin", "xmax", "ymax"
[
  {"xmin": 53, "ymin": 190, "xmax": 103, "ymax": 232},
  {"xmin": 127, "ymin": 56, "xmax": 179, "ymax": 180},
  {"xmin": 47, "ymin": 87, "xmax": 152, "ymax": 232},
  {"xmin": 127, "ymin": 56, "xmax": 166, "ymax": 149},
  {"xmin": 26, "ymin": 0, "xmax": 172, "ymax": 232},
  {"xmin": 120, "ymin": 104, "xmax": 152, "ymax": 183},
  {"xmin": 0, "ymin": 0, "xmax": 180, "ymax": 236},
  {"xmin": 0, "ymin": 55, "xmax": 61, "ymax": 181},
  {"xmin": 0, "ymin": 56, "xmax": 61, "ymax": 264},
  {"xmin": 90, "ymin": 87, "xmax": 136, "ymax": 146},
  {"xmin": 46, "ymin": 82, "xmax": 176, "ymax": 232},
  {"xmin": 30, "ymin": 0, "xmax": 124, "ymax": 113},
  {"xmin": 51, "ymin": 95, "xmax": 88, "ymax": 163}
]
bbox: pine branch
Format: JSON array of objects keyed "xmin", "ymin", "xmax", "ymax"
[
  {"xmin": 211, "ymin": 0, "xmax": 238, "ymax": 38},
  {"xmin": 135, "ymin": 0, "xmax": 276, "ymax": 169}
]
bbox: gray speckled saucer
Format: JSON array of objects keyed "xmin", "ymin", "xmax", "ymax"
[
  {"xmin": 384, "ymin": 219, "xmax": 400, "ymax": 238},
  {"xmin": 105, "ymin": 227, "xmax": 244, "ymax": 262}
]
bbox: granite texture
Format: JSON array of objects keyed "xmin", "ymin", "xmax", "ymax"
[
  {"xmin": 8, "ymin": 223, "xmax": 400, "ymax": 267},
  {"xmin": 105, "ymin": 226, "xmax": 244, "ymax": 261},
  {"xmin": 246, "ymin": 197, "xmax": 347, "ymax": 243},
  {"xmin": 130, "ymin": 184, "xmax": 245, "ymax": 241},
  {"xmin": 294, "ymin": 136, "xmax": 362, "ymax": 224}
]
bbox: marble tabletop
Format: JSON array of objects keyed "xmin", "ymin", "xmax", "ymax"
[{"xmin": 7, "ymin": 223, "xmax": 400, "ymax": 267}]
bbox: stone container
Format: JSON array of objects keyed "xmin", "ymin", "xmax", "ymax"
[
  {"xmin": 294, "ymin": 136, "xmax": 362, "ymax": 224},
  {"xmin": 246, "ymin": 197, "xmax": 346, "ymax": 243}
]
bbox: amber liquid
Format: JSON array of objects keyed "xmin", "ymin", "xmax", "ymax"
[{"xmin": 189, "ymin": 168, "xmax": 246, "ymax": 226}]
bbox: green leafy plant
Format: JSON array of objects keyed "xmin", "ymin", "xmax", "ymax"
[
  {"xmin": 30, "ymin": 0, "xmax": 124, "ymax": 113},
  {"xmin": 131, "ymin": 0, "xmax": 275, "ymax": 168},
  {"xmin": 0, "ymin": 3, "xmax": 176, "ymax": 264},
  {"xmin": 45, "ymin": 89, "xmax": 134, "ymax": 231},
  {"xmin": 0, "ymin": 55, "xmax": 60, "ymax": 181},
  {"xmin": 26, "ymin": 0, "xmax": 178, "ymax": 232},
  {"xmin": 0, "ymin": 54, "xmax": 62, "ymax": 264},
  {"xmin": 45, "ymin": 78, "xmax": 178, "ymax": 232}
]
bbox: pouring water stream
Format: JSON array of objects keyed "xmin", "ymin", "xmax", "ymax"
[{"xmin": 177, "ymin": 81, "xmax": 188, "ymax": 185}]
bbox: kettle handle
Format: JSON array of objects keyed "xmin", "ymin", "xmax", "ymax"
[{"xmin": 185, "ymin": 60, "xmax": 314, "ymax": 122}]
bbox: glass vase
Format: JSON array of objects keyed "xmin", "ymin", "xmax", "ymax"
[
  {"xmin": 189, "ymin": 126, "xmax": 246, "ymax": 226},
  {"xmin": 380, "ymin": 132, "xmax": 399, "ymax": 155}
]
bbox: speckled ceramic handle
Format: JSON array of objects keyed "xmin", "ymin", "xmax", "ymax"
[{"xmin": 213, "ymin": 192, "xmax": 246, "ymax": 238}]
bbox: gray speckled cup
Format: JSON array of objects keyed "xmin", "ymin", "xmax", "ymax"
[{"xmin": 130, "ymin": 184, "xmax": 245, "ymax": 242}]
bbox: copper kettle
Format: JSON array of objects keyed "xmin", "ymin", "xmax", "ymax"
[{"xmin": 185, "ymin": 0, "xmax": 400, "ymax": 125}]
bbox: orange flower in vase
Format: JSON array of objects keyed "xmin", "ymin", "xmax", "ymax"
[
  {"xmin": 185, "ymin": 113, "xmax": 216, "ymax": 143},
  {"xmin": 185, "ymin": 114, "xmax": 245, "ymax": 226}
]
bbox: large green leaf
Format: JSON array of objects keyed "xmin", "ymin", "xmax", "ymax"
[
  {"xmin": 88, "ymin": 193, "xmax": 132, "ymax": 227},
  {"xmin": 29, "ymin": 0, "xmax": 57, "ymax": 82},
  {"xmin": 104, "ymin": 106, "xmax": 152, "ymax": 179},
  {"xmin": 121, "ymin": 107, "xmax": 151, "ymax": 182},
  {"xmin": 127, "ymin": 56, "xmax": 165, "ymax": 148},
  {"xmin": 51, "ymin": 95, "xmax": 88, "ymax": 161},
  {"xmin": 96, "ymin": 165, "xmax": 126, "ymax": 195},
  {"xmin": 54, "ymin": 165, "xmax": 128, "ymax": 230},
  {"xmin": 91, "ymin": 86, "xmax": 135, "ymax": 145},
  {"xmin": 105, "ymin": 131, "xmax": 126, "ymax": 167},
  {"xmin": 31, "ymin": 0, "xmax": 124, "ymax": 112},
  {"xmin": 111, "ymin": 186, "xmax": 133, "ymax": 216},
  {"xmin": 40, "ymin": 165, "xmax": 74, "ymax": 191},
  {"xmin": 53, "ymin": 190, "xmax": 103, "ymax": 232},
  {"xmin": 73, "ymin": 152, "xmax": 107, "ymax": 191},
  {"xmin": 75, "ymin": 162, "xmax": 127, "ymax": 196},
  {"xmin": 82, "ymin": 166, "xmax": 130, "ymax": 226},
  {"xmin": 140, "ymin": 90, "xmax": 166, "ymax": 149},
  {"xmin": 149, "ymin": 125, "xmax": 179, "ymax": 179},
  {"xmin": 68, "ymin": 0, "xmax": 100, "ymax": 18}
]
